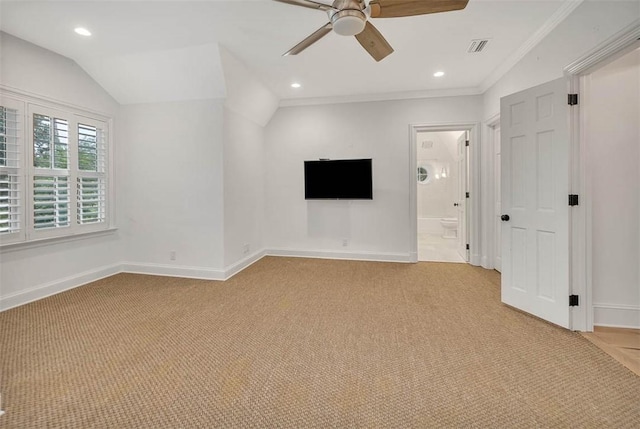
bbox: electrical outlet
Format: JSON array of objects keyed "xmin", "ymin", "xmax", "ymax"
[
  {"xmin": 242, "ymin": 244, "xmax": 250, "ymax": 255},
  {"xmin": 169, "ymin": 250, "xmax": 176, "ymax": 261},
  {"xmin": 342, "ymin": 238, "xmax": 348, "ymax": 247}
]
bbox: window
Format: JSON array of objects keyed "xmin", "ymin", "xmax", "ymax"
[
  {"xmin": 0, "ymin": 97, "xmax": 24, "ymax": 243},
  {"xmin": 0, "ymin": 93, "xmax": 112, "ymax": 246}
]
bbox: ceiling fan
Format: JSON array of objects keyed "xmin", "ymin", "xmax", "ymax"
[{"xmin": 274, "ymin": 0, "xmax": 469, "ymax": 62}]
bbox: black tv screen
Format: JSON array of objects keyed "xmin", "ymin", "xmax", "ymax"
[{"xmin": 304, "ymin": 159, "xmax": 373, "ymax": 200}]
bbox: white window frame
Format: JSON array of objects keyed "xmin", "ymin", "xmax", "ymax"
[
  {"xmin": 0, "ymin": 90, "xmax": 114, "ymax": 247},
  {"xmin": 0, "ymin": 96, "xmax": 26, "ymax": 245}
]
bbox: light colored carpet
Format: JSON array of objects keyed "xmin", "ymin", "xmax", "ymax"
[{"xmin": 1, "ymin": 257, "xmax": 639, "ymax": 428}]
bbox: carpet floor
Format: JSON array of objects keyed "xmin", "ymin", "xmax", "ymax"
[{"xmin": 1, "ymin": 257, "xmax": 639, "ymax": 428}]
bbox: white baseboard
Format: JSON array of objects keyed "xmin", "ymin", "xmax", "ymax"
[
  {"xmin": 480, "ymin": 255, "xmax": 492, "ymax": 270},
  {"xmin": 593, "ymin": 303, "xmax": 640, "ymax": 329},
  {"xmin": 266, "ymin": 248, "xmax": 412, "ymax": 263},
  {"xmin": 0, "ymin": 263, "xmax": 121, "ymax": 312},
  {"xmin": 1, "ymin": 250, "xmax": 411, "ymax": 312},
  {"xmin": 120, "ymin": 262, "xmax": 226, "ymax": 281},
  {"xmin": 224, "ymin": 250, "xmax": 266, "ymax": 280}
]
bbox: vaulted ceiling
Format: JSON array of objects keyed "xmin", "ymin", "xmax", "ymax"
[{"xmin": 0, "ymin": 0, "xmax": 577, "ymax": 104}]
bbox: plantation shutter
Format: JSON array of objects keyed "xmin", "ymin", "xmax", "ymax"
[
  {"xmin": 76, "ymin": 120, "xmax": 107, "ymax": 224},
  {"xmin": 0, "ymin": 101, "xmax": 23, "ymax": 240},
  {"xmin": 32, "ymin": 111, "xmax": 71, "ymax": 231}
]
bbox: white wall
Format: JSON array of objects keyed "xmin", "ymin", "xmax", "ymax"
[
  {"xmin": 0, "ymin": 32, "xmax": 122, "ymax": 310},
  {"xmin": 223, "ymin": 108, "xmax": 265, "ymax": 268},
  {"xmin": 219, "ymin": 47, "xmax": 277, "ymax": 271},
  {"xmin": 483, "ymin": 1, "xmax": 640, "ymax": 118},
  {"xmin": 0, "ymin": 32, "xmax": 118, "ymax": 115},
  {"xmin": 264, "ymin": 96, "xmax": 482, "ymax": 260},
  {"xmin": 117, "ymin": 100, "xmax": 225, "ymax": 277},
  {"xmin": 417, "ymin": 131, "xmax": 460, "ymax": 219},
  {"xmin": 586, "ymin": 48, "xmax": 640, "ymax": 328}
]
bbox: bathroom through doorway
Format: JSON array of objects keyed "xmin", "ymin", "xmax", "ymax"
[{"xmin": 415, "ymin": 129, "xmax": 469, "ymax": 263}]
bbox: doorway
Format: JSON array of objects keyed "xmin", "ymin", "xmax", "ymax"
[
  {"xmin": 582, "ymin": 45, "xmax": 640, "ymax": 330},
  {"xmin": 414, "ymin": 129, "xmax": 469, "ymax": 263},
  {"xmin": 495, "ymin": 23, "xmax": 640, "ymax": 331}
]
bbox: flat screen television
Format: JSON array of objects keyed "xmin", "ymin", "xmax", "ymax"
[{"xmin": 304, "ymin": 158, "xmax": 373, "ymax": 200}]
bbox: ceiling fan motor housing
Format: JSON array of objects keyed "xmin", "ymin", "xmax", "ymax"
[{"xmin": 330, "ymin": 9, "xmax": 366, "ymax": 36}]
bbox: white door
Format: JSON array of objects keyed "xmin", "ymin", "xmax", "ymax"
[
  {"xmin": 494, "ymin": 124, "xmax": 502, "ymax": 272},
  {"xmin": 501, "ymin": 77, "xmax": 571, "ymax": 328},
  {"xmin": 457, "ymin": 132, "xmax": 468, "ymax": 261}
]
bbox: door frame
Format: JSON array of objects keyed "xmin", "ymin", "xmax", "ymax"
[
  {"xmin": 564, "ymin": 20, "xmax": 640, "ymax": 332},
  {"xmin": 485, "ymin": 114, "xmax": 501, "ymax": 271},
  {"xmin": 409, "ymin": 122, "xmax": 480, "ymax": 264},
  {"xmin": 482, "ymin": 114, "xmax": 500, "ymax": 271}
]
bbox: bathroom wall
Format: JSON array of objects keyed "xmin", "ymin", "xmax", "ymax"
[{"xmin": 416, "ymin": 131, "xmax": 462, "ymax": 220}]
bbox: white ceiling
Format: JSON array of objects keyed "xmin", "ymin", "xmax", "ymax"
[{"xmin": 0, "ymin": 0, "xmax": 575, "ymax": 104}]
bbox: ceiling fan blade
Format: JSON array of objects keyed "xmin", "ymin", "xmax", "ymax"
[
  {"xmin": 354, "ymin": 21, "xmax": 394, "ymax": 62},
  {"xmin": 273, "ymin": 0, "xmax": 334, "ymax": 12},
  {"xmin": 284, "ymin": 23, "xmax": 333, "ymax": 56},
  {"xmin": 369, "ymin": 0, "xmax": 469, "ymax": 18}
]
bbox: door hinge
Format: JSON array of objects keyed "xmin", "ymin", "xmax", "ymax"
[
  {"xmin": 465, "ymin": 140, "xmax": 470, "ymax": 147},
  {"xmin": 569, "ymin": 295, "xmax": 579, "ymax": 307},
  {"xmin": 465, "ymin": 192, "xmax": 470, "ymax": 198},
  {"xmin": 568, "ymin": 94, "xmax": 579, "ymax": 106},
  {"xmin": 568, "ymin": 194, "xmax": 579, "ymax": 206},
  {"xmin": 466, "ymin": 244, "xmax": 470, "ymax": 250}
]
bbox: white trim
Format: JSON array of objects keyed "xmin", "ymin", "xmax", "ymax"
[
  {"xmin": 593, "ymin": 304, "xmax": 640, "ymax": 330},
  {"xmin": 409, "ymin": 122, "xmax": 480, "ymax": 266},
  {"xmin": 266, "ymin": 248, "xmax": 412, "ymax": 263},
  {"xmin": 279, "ymin": 87, "xmax": 482, "ymax": 108},
  {"xmin": 0, "ymin": 227, "xmax": 118, "ymax": 253},
  {"xmin": 480, "ymin": 0, "xmax": 584, "ymax": 93},
  {"xmin": 0, "ymin": 262, "xmax": 121, "ymax": 311},
  {"xmin": 482, "ymin": 114, "xmax": 500, "ymax": 271},
  {"xmin": 570, "ymin": 73, "xmax": 589, "ymax": 332},
  {"xmin": 120, "ymin": 262, "xmax": 225, "ymax": 281},
  {"xmin": 564, "ymin": 19, "xmax": 640, "ymax": 76},
  {"xmin": 223, "ymin": 249, "xmax": 266, "ymax": 280},
  {"xmin": 0, "ymin": 251, "xmax": 414, "ymax": 312}
]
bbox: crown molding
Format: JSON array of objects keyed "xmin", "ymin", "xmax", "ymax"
[
  {"xmin": 564, "ymin": 18, "xmax": 640, "ymax": 76},
  {"xmin": 278, "ymin": 86, "xmax": 483, "ymax": 107}
]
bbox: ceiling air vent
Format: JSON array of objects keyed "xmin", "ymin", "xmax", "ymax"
[{"xmin": 467, "ymin": 39, "xmax": 490, "ymax": 53}]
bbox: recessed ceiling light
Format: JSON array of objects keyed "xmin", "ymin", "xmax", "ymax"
[
  {"xmin": 433, "ymin": 71, "xmax": 445, "ymax": 78},
  {"xmin": 74, "ymin": 27, "xmax": 92, "ymax": 37},
  {"xmin": 291, "ymin": 83, "xmax": 302, "ymax": 88}
]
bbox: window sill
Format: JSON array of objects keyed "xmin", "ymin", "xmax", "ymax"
[{"xmin": 0, "ymin": 227, "xmax": 118, "ymax": 253}]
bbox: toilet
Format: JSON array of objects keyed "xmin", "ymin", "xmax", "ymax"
[{"xmin": 440, "ymin": 218, "xmax": 458, "ymax": 239}]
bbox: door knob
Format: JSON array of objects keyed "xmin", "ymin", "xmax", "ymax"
[
  {"xmin": 454, "ymin": 203, "xmax": 459, "ymax": 207},
  {"xmin": 501, "ymin": 214, "xmax": 510, "ymax": 221}
]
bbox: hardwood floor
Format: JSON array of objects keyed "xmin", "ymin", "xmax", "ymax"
[{"xmin": 581, "ymin": 327, "xmax": 640, "ymax": 377}]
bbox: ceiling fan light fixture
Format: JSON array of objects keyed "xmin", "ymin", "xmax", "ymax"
[
  {"xmin": 331, "ymin": 10, "xmax": 366, "ymax": 36},
  {"xmin": 433, "ymin": 71, "xmax": 445, "ymax": 77}
]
